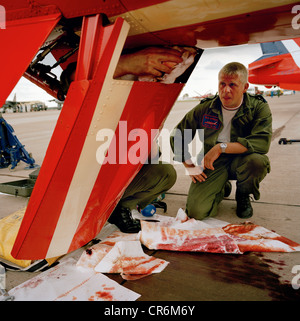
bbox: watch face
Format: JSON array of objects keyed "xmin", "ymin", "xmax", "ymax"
[{"xmin": 221, "ymin": 143, "xmax": 227, "ymax": 152}]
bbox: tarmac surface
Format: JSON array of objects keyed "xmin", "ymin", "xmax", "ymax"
[{"xmin": 0, "ymin": 93, "xmax": 300, "ymax": 301}]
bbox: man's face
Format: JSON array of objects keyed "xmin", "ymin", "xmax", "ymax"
[{"xmin": 218, "ymin": 72, "xmax": 249, "ymax": 108}]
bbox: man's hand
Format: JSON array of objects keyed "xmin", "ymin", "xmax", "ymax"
[
  {"xmin": 114, "ymin": 47, "xmax": 183, "ymax": 78},
  {"xmin": 202, "ymin": 142, "xmax": 248, "ymax": 170},
  {"xmin": 183, "ymin": 160, "xmax": 207, "ymax": 183},
  {"xmin": 201, "ymin": 144, "xmax": 222, "ymax": 171}
]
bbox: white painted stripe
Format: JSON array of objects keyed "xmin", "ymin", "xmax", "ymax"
[
  {"xmin": 282, "ymin": 39, "xmax": 300, "ymax": 68},
  {"xmin": 46, "ymin": 21, "xmax": 132, "ymax": 258}
]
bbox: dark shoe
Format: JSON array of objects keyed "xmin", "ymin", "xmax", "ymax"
[
  {"xmin": 108, "ymin": 206, "xmax": 141, "ymax": 233},
  {"xmin": 151, "ymin": 200, "xmax": 167, "ymax": 213},
  {"xmin": 236, "ymin": 191, "xmax": 253, "ymax": 219},
  {"xmin": 224, "ymin": 181, "xmax": 232, "ymax": 198}
]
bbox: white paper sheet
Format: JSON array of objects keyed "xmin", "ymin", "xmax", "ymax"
[
  {"xmin": 77, "ymin": 231, "xmax": 169, "ymax": 279},
  {"xmin": 95, "ymin": 241, "xmax": 168, "ymax": 275},
  {"xmin": 76, "ymin": 232, "xmax": 139, "ymax": 270},
  {"xmin": 8, "ymin": 258, "xmax": 140, "ymax": 301}
]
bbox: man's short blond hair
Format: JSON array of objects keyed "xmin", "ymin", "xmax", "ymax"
[{"xmin": 219, "ymin": 62, "xmax": 248, "ymax": 84}]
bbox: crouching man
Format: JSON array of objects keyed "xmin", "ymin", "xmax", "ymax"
[{"xmin": 170, "ymin": 62, "xmax": 272, "ymax": 220}]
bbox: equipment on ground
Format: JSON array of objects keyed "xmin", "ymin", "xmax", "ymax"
[
  {"xmin": 0, "ymin": 113, "xmax": 37, "ymax": 170},
  {"xmin": 0, "ymin": 264, "xmax": 14, "ymax": 301},
  {"xmin": 278, "ymin": 137, "xmax": 300, "ymax": 144}
]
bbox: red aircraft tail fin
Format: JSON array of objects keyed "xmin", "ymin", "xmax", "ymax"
[{"xmin": 248, "ymin": 38, "xmax": 300, "ymax": 91}]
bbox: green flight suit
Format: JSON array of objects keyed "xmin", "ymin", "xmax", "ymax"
[
  {"xmin": 170, "ymin": 93, "xmax": 272, "ymax": 220},
  {"xmin": 119, "ymin": 162, "xmax": 177, "ymax": 210}
]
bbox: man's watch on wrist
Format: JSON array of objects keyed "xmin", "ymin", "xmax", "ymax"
[{"xmin": 220, "ymin": 142, "xmax": 227, "ymax": 153}]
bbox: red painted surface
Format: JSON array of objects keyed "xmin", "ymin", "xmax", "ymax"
[
  {"xmin": 248, "ymin": 50, "xmax": 300, "ymax": 91},
  {"xmin": 69, "ymin": 81, "xmax": 183, "ymax": 253},
  {"xmin": 0, "ymin": 9, "xmax": 61, "ymax": 107},
  {"xmin": 0, "ymin": 1, "xmax": 298, "ymax": 102},
  {"xmin": 12, "ymin": 17, "xmax": 126, "ymax": 259},
  {"xmin": 11, "ymin": 16, "xmax": 184, "ymax": 259}
]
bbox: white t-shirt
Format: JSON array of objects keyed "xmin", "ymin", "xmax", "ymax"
[{"xmin": 217, "ymin": 104, "xmax": 241, "ymax": 143}]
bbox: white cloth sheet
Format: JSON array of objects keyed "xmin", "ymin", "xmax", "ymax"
[
  {"xmin": 138, "ymin": 209, "xmax": 300, "ymax": 254},
  {"xmin": 9, "ymin": 208, "xmax": 300, "ymax": 301}
]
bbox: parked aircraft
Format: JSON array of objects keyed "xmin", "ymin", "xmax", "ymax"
[
  {"xmin": 1, "ymin": 93, "xmax": 47, "ymax": 113},
  {"xmin": 248, "ymin": 37, "xmax": 300, "ymax": 90}
]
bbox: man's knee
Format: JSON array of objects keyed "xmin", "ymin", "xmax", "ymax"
[
  {"xmin": 186, "ymin": 202, "xmax": 209, "ymax": 220},
  {"xmin": 151, "ymin": 163, "xmax": 177, "ymax": 190},
  {"xmin": 236, "ymin": 153, "xmax": 270, "ymax": 178},
  {"xmin": 243, "ymin": 154, "xmax": 270, "ymax": 176},
  {"xmin": 186, "ymin": 194, "xmax": 217, "ymax": 220},
  {"xmin": 163, "ymin": 164, "xmax": 177, "ymax": 189}
]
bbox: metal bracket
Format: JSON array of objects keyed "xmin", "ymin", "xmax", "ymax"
[{"xmin": 278, "ymin": 138, "xmax": 300, "ymax": 144}]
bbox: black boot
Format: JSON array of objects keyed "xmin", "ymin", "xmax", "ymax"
[
  {"xmin": 236, "ymin": 191, "xmax": 253, "ymax": 219},
  {"xmin": 108, "ymin": 206, "xmax": 141, "ymax": 233}
]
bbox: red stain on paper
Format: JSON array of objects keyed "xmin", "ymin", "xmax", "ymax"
[
  {"xmin": 273, "ymin": 236, "xmax": 300, "ymax": 248},
  {"xmin": 21, "ymin": 278, "xmax": 43, "ymax": 289},
  {"xmin": 88, "ymin": 291, "xmax": 114, "ymax": 301},
  {"xmin": 103, "ymin": 287, "xmax": 115, "ymax": 291},
  {"xmin": 110, "ymin": 256, "xmax": 165, "ymax": 275},
  {"xmin": 223, "ymin": 222, "xmax": 257, "ymax": 235},
  {"xmin": 54, "ymin": 277, "xmax": 92, "ymax": 300}
]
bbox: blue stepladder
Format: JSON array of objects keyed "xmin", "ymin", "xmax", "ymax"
[{"xmin": 0, "ymin": 113, "xmax": 38, "ymax": 170}]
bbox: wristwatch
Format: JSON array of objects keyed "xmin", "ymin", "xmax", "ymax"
[{"xmin": 220, "ymin": 142, "xmax": 227, "ymax": 153}]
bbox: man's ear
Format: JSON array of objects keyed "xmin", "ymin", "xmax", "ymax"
[{"xmin": 243, "ymin": 82, "xmax": 249, "ymax": 93}]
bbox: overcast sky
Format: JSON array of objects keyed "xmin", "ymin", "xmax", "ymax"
[
  {"xmin": 181, "ymin": 43, "xmax": 264, "ymax": 97},
  {"xmin": 7, "ymin": 43, "xmax": 264, "ymax": 105}
]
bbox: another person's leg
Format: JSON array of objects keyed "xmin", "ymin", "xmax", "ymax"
[
  {"xmin": 108, "ymin": 162, "xmax": 177, "ymax": 232},
  {"xmin": 120, "ymin": 162, "xmax": 176, "ymax": 210}
]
